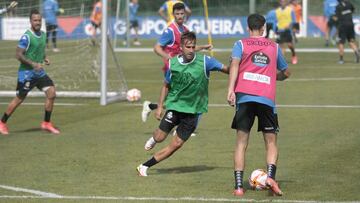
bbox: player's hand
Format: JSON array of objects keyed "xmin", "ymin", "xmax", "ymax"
[
  {"xmin": 227, "ymin": 91, "xmax": 236, "ymax": 107},
  {"xmin": 31, "ymin": 62, "xmax": 43, "ymax": 71},
  {"xmin": 7, "ymin": 1, "xmax": 18, "ymax": 10},
  {"xmin": 44, "ymin": 58, "xmax": 50, "ymax": 65},
  {"xmin": 203, "ymin": 44, "xmax": 213, "ymax": 50},
  {"xmin": 154, "ymin": 107, "xmax": 163, "ymax": 120}
]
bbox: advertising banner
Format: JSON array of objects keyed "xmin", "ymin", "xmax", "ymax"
[{"xmin": 1, "ymin": 16, "xmax": 359, "ymax": 40}]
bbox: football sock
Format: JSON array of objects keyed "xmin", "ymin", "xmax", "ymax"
[
  {"xmin": 267, "ymin": 164, "xmax": 277, "ymax": 179},
  {"xmin": 143, "ymin": 156, "xmax": 158, "ymax": 168},
  {"xmin": 149, "ymin": 103, "xmax": 158, "ymax": 110},
  {"xmin": 355, "ymin": 51, "xmax": 359, "ymax": 63},
  {"xmin": 234, "ymin": 170, "xmax": 244, "ymax": 189},
  {"xmin": 1, "ymin": 113, "xmax": 9, "ymax": 123},
  {"xmin": 44, "ymin": 111, "xmax": 52, "ymax": 122},
  {"xmin": 340, "ymin": 55, "xmax": 344, "ymax": 61}
]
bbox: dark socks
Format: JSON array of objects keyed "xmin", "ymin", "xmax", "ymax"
[
  {"xmin": 143, "ymin": 156, "xmax": 158, "ymax": 168},
  {"xmin": 44, "ymin": 111, "xmax": 52, "ymax": 122},
  {"xmin": 234, "ymin": 170, "xmax": 244, "ymax": 189},
  {"xmin": 1, "ymin": 113, "xmax": 9, "ymax": 123},
  {"xmin": 149, "ymin": 103, "xmax": 158, "ymax": 110},
  {"xmin": 267, "ymin": 164, "xmax": 277, "ymax": 179}
]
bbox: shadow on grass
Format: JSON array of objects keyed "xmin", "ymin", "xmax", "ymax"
[
  {"xmin": 154, "ymin": 165, "xmax": 216, "ymax": 175},
  {"xmin": 12, "ymin": 128, "xmax": 42, "ymax": 133}
]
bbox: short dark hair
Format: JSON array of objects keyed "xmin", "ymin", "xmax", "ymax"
[
  {"xmin": 29, "ymin": 9, "xmax": 41, "ymax": 20},
  {"xmin": 173, "ymin": 2, "xmax": 185, "ymax": 13},
  {"xmin": 181, "ymin": 31, "xmax": 196, "ymax": 45},
  {"xmin": 247, "ymin": 13, "xmax": 266, "ymax": 31}
]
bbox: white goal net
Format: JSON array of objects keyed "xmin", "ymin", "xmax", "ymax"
[{"xmin": 0, "ymin": 0, "xmax": 128, "ymax": 105}]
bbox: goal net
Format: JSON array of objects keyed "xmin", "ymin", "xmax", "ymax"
[{"xmin": 0, "ymin": 0, "xmax": 128, "ymax": 105}]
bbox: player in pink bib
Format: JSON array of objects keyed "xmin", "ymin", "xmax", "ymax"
[{"xmin": 227, "ymin": 14, "xmax": 291, "ymax": 197}]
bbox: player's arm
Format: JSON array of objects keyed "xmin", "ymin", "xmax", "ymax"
[
  {"xmin": 205, "ymin": 55, "xmax": 228, "ymax": 74},
  {"xmin": 16, "ymin": 47, "xmax": 42, "ymax": 70},
  {"xmin": 155, "ymin": 68, "xmax": 171, "ymax": 120},
  {"xmin": 276, "ymin": 46, "xmax": 291, "ymax": 81},
  {"xmin": 154, "ymin": 28, "xmax": 173, "ymax": 60},
  {"xmin": 154, "ymin": 43, "xmax": 171, "ymax": 60},
  {"xmin": 227, "ymin": 41, "xmax": 242, "ymax": 106},
  {"xmin": 185, "ymin": 6, "xmax": 191, "ymax": 21},
  {"xmin": 158, "ymin": 5, "xmax": 168, "ymax": 22},
  {"xmin": 195, "ymin": 44, "xmax": 213, "ymax": 52},
  {"xmin": 228, "ymin": 57, "xmax": 240, "ymax": 106}
]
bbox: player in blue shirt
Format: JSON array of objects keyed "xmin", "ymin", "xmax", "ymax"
[
  {"xmin": 43, "ymin": 0, "xmax": 61, "ymax": 52},
  {"xmin": 129, "ymin": 0, "xmax": 141, "ymax": 46},
  {"xmin": 323, "ymin": 0, "xmax": 339, "ymax": 46}
]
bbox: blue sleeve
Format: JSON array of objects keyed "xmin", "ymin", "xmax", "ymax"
[
  {"xmin": 291, "ymin": 10, "xmax": 296, "ymax": 24},
  {"xmin": 277, "ymin": 46, "xmax": 288, "ymax": 71},
  {"xmin": 158, "ymin": 28, "xmax": 174, "ymax": 46},
  {"xmin": 231, "ymin": 41, "xmax": 243, "ymax": 60},
  {"xmin": 205, "ymin": 55, "xmax": 223, "ymax": 72},
  {"xmin": 164, "ymin": 69, "xmax": 171, "ymax": 84},
  {"xmin": 18, "ymin": 35, "xmax": 29, "ymax": 49}
]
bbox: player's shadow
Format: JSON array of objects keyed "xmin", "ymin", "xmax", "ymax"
[
  {"xmin": 12, "ymin": 128, "xmax": 42, "ymax": 133},
  {"xmin": 155, "ymin": 165, "xmax": 216, "ymax": 175}
]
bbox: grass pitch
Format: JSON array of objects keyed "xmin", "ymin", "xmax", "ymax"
[{"xmin": 0, "ymin": 37, "xmax": 359, "ymax": 202}]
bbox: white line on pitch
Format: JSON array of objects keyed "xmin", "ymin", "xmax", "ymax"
[
  {"xmin": 126, "ymin": 77, "xmax": 360, "ymax": 83},
  {"xmin": 0, "ymin": 195, "xmax": 358, "ymax": 203},
  {"xmin": 0, "ymin": 185, "xmax": 61, "ymax": 198},
  {"xmin": 0, "ymin": 102, "xmax": 86, "ymax": 106},
  {"xmin": 128, "ymin": 103, "xmax": 360, "ymax": 109}
]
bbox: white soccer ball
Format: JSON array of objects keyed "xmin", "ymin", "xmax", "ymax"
[
  {"xmin": 249, "ymin": 169, "xmax": 268, "ymax": 190},
  {"xmin": 126, "ymin": 88, "xmax": 141, "ymax": 102}
]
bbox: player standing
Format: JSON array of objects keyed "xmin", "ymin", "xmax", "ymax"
[
  {"xmin": 274, "ymin": 0, "xmax": 298, "ymax": 64},
  {"xmin": 0, "ymin": 9, "xmax": 60, "ymax": 135},
  {"xmin": 227, "ymin": 13, "xmax": 290, "ymax": 196},
  {"xmin": 137, "ymin": 31, "xmax": 228, "ymax": 177},
  {"xmin": 335, "ymin": 0, "xmax": 359, "ymax": 64},
  {"xmin": 90, "ymin": 0, "xmax": 102, "ymax": 46}
]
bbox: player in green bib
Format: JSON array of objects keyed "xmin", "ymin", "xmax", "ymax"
[
  {"xmin": 0, "ymin": 9, "xmax": 60, "ymax": 135},
  {"xmin": 137, "ymin": 31, "xmax": 229, "ymax": 176}
]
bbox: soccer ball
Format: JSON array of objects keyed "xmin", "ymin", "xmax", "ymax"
[
  {"xmin": 248, "ymin": 169, "xmax": 268, "ymax": 190},
  {"xmin": 126, "ymin": 88, "xmax": 141, "ymax": 102}
]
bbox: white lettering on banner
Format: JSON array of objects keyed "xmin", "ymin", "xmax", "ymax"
[
  {"xmin": 2, "ymin": 18, "xmax": 46, "ymax": 40},
  {"xmin": 188, "ymin": 19, "xmax": 244, "ymax": 35},
  {"xmin": 243, "ymin": 72, "xmax": 270, "ymax": 84}
]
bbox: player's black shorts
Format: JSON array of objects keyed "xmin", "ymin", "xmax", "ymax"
[
  {"xmin": 46, "ymin": 24, "xmax": 57, "ymax": 32},
  {"xmin": 130, "ymin": 20, "xmax": 139, "ymax": 28},
  {"xmin": 327, "ymin": 15, "xmax": 338, "ymax": 28},
  {"xmin": 159, "ymin": 110, "xmax": 197, "ymax": 141},
  {"xmin": 231, "ymin": 102, "xmax": 279, "ymax": 133},
  {"xmin": 16, "ymin": 75, "xmax": 54, "ymax": 98},
  {"xmin": 276, "ymin": 29, "xmax": 293, "ymax": 43},
  {"xmin": 91, "ymin": 21, "xmax": 101, "ymax": 28},
  {"xmin": 338, "ymin": 24, "xmax": 356, "ymax": 44}
]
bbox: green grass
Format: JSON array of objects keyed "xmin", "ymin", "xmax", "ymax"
[{"xmin": 0, "ymin": 37, "xmax": 360, "ymax": 202}]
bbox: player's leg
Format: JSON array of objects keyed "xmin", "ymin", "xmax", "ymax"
[
  {"xmin": 138, "ymin": 111, "xmax": 195, "ymax": 176},
  {"xmin": 0, "ymin": 76, "xmax": 32, "ymax": 135},
  {"xmin": 257, "ymin": 104, "xmax": 282, "ymax": 196},
  {"xmin": 141, "ymin": 101, "xmax": 158, "ymax": 122},
  {"xmin": 0, "ymin": 96, "xmax": 25, "ymax": 135},
  {"xmin": 37, "ymin": 75, "xmax": 60, "ymax": 134},
  {"xmin": 337, "ymin": 25, "xmax": 346, "ymax": 64},
  {"xmin": 231, "ymin": 102, "xmax": 255, "ymax": 196},
  {"xmin": 46, "ymin": 24, "xmax": 51, "ymax": 48},
  {"xmin": 346, "ymin": 27, "xmax": 359, "ymax": 63},
  {"xmin": 52, "ymin": 25, "xmax": 59, "ymax": 52}
]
